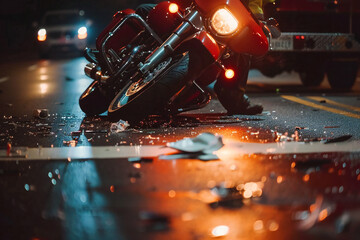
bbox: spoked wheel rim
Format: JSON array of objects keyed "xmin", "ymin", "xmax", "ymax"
[{"xmin": 109, "ymin": 57, "xmax": 173, "ymax": 112}]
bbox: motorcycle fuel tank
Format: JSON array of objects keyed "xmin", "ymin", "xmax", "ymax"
[{"xmin": 195, "ymin": 0, "xmax": 269, "ymax": 56}]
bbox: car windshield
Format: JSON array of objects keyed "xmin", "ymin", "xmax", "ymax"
[{"xmin": 44, "ymin": 12, "xmax": 82, "ymax": 26}]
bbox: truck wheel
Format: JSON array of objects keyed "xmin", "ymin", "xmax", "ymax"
[
  {"xmin": 326, "ymin": 60, "xmax": 358, "ymax": 91},
  {"xmin": 299, "ymin": 66, "xmax": 325, "ymax": 87}
]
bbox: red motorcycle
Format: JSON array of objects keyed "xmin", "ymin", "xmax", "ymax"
[{"xmin": 79, "ymin": 0, "xmax": 271, "ymax": 124}]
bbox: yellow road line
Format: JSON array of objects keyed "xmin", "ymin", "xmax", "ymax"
[
  {"xmin": 281, "ymin": 95, "xmax": 360, "ymax": 119},
  {"xmin": 307, "ymin": 96, "xmax": 360, "ymax": 112}
]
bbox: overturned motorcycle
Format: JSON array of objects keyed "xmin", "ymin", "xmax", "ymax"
[{"xmin": 79, "ymin": 0, "xmax": 277, "ymax": 124}]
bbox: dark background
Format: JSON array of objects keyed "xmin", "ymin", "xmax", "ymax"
[{"xmin": 0, "ymin": 0, "xmax": 157, "ymax": 56}]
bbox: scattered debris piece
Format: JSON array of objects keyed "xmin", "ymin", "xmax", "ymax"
[
  {"xmin": 324, "ymin": 126, "xmax": 340, "ymax": 129},
  {"xmin": 110, "ymin": 120, "xmax": 130, "ymax": 133},
  {"xmin": 63, "ymin": 140, "xmax": 77, "ymax": 147},
  {"xmin": 324, "ymin": 135, "xmax": 352, "ymax": 144},
  {"xmin": 166, "ymin": 132, "xmax": 223, "ymax": 153},
  {"xmin": 33, "ymin": 109, "xmax": 49, "ymax": 119}
]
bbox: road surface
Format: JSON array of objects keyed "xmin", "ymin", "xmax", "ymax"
[{"xmin": 0, "ymin": 54, "xmax": 360, "ymax": 240}]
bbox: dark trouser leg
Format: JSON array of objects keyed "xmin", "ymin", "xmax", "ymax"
[{"xmin": 214, "ymin": 53, "xmax": 263, "ymax": 115}]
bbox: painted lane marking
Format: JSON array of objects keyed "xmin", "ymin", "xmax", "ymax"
[
  {"xmin": 307, "ymin": 96, "xmax": 360, "ymax": 112},
  {"xmin": 0, "ymin": 77, "xmax": 9, "ymax": 83},
  {"xmin": 0, "ymin": 140, "xmax": 359, "ymax": 161},
  {"xmin": 281, "ymin": 95, "xmax": 360, "ymax": 119}
]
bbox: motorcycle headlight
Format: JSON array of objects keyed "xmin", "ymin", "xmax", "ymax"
[
  {"xmin": 78, "ymin": 26, "xmax": 88, "ymax": 39},
  {"xmin": 211, "ymin": 8, "xmax": 239, "ymax": 36},
  {"xmin": 37, "ymin": 28, "xmax": 47, "ymax": 41}
]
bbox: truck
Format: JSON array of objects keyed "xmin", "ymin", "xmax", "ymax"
[{"xmin": 259, "ymin": 0, "xmax": 360, "ymax": 90}]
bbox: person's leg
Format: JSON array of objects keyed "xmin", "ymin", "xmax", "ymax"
[{"xmin": 214, "ymin": 53, "xmax": 263, "ymax": 115}]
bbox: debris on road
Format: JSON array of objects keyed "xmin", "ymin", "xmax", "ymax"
[
  {"xmin": 324, "ymin": 135, "xmax": 352, "ymax": 144},
  {"xmin": 162, "ymin": 133, "xmax": 223, "ymax": 161},
  {"xmin": 33, "ymin": 109, "xmax": 49, "ymax": 119},
  {"xmin": 110, "ymin": 120, "xmax": 130, "ymax": 133},
  {"xmin": 63, "ymin": 140, "xmax": 77, "ymax": 147},
  {"xmin": 166, "ymin": 132, "xmax": 223, "ymax": 153}
]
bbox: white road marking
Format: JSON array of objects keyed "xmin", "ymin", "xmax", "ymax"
[
  {"xmin": 0, "ymin": 77, "xmax": 9, "ymax": 83},
  {"xmin": 1, "ymin": 140, "xmax": 359, "ymax": 161}
]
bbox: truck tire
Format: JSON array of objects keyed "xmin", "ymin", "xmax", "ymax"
[
  {"xmin": 298, "ymin": 62, "xmax": 325, "ymax": 87},
  {"xmin": 326, "ymin": 59, "xmax": 358, "ymax": 91}
]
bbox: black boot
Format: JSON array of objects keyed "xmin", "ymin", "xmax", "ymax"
[
  {"xmin": 215, "ymin": 81, "xmax": 263, "ymax": 115},
  {"xmin": 214, "ymin": 53, "xmax": 263, "ymax": 115}
]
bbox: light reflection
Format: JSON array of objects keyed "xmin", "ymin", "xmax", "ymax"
[
  {"xmin": 268, "ymin": 220, "xmax": 279, "ymax": 231},
  {"xmin": 168, "ymin": 190, "xmax": 176, "ymax": 198},
  {"xmin": 318, "ymin": 209, "xmax": 328, "ymax": 221},
  {"xmin": 40, "ymin": 74, "xmax": 49, "ymax": 81},
  {"xmin": 43, "ymin": 161, "xmax": 121, "ymax": 239},
  {"xmin": 211, "ymin": 225, "xmax": 229, "ymax": 237},
  {"xmin": 39, "ymin": 67, "xmax": 47, "ymax": 74},
  {"xmin": 39, "ymin": 83, "xmax": 48, "ymax": 94},
  {"xmin": 253, "ymin": 220, "xmax": 264, "ymax": 231},
  {"xmin": 237, "ymin": 181, "xmax": 264, "ymax": 199}
]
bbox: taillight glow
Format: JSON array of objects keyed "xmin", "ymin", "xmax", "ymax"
[
  {"xmin": 37, "ymin": 29, "xmax": 46, "ymax": 41},
  {"xmin": 169, "ymin": 3, "xmax": 179, "ymax": 13},
  {"xmin": 78, "ymin": 27, "xmax": 88, "ymax": 39},
  {"xmin": 225, "ymin": 69, "xmax": 235, "ymax": 79}
]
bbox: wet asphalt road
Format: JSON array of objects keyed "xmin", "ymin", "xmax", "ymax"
[{"xmin": 0, "ymin": 54, "xmax": 360, "ymax": 240}]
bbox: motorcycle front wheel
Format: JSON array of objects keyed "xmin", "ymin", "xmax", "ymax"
[
  {"xmin": 108, "ymin": 53, "xmax": 189, "ymax": 124},
  {"xmin": 79, "ymin": 81, "xmax": 111, "ymax": 116}
]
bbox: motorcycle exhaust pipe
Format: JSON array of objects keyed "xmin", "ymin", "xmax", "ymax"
[{"xmin": 84, "ymin": 63, "xmax": 110, "ymax": 83}]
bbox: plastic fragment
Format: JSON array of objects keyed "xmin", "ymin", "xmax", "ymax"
[
  {"xmin": 324, "ymin": 135, "xmax": 352, "ymax": 144},
  {"xmin": 166, "ymin": 132, "xmax": 223, "ymax": 153},
  {"xmin": 110, "ymin": 120, "xmax": 130, "ymax": 133}
]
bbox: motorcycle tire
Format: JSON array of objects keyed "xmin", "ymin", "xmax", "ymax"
[
  {"xmin": 79, "ymin": 81, "xmax": 111, "ymax": 116},
  {"xmin": 108, "ymin": 53, "xmax": 189, "ymax": 124}
]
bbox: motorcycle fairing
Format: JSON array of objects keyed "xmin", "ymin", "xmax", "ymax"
[
  {"xmin": 195, "ymin": 0, "xmax": 269, "ymax": 56},
  {"xmin": 96, "ymin": 9, "xmax": 143, "ymax": 51}
]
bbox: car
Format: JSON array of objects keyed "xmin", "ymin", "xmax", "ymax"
[{"xmin": 37, "ymin": 9, "xmax": 91, "ymax": 58}]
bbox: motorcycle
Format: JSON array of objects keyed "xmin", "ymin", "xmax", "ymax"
[{"xmin": 79, "ymin": 0, "xmax": 274, "ymax": 124}]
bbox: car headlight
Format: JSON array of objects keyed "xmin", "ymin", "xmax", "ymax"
[
  {"xmin": 78, "ymin": 26, "xmax": 87, "ymax": 39},
  {"xmin": 211, "ymin": 8, "xmax": 239, "ymax": 35},
  {"xmin": 37, "ymin": 28, "xmax": 47, "ymax": 41}
]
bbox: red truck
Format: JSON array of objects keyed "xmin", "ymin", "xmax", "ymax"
[{"xmin": 259, "ymin": 0, "xmax": 360, "ymax": 90}]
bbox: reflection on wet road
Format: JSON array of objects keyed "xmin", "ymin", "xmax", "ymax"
[{"xmin": 0, "ymin": 56, "xmax": 360, "ymax": 239}]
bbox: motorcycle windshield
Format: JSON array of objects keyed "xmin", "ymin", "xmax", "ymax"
[{"xmin": 195, "ymin": 0, "xmax": 269, "ymax": 56}]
